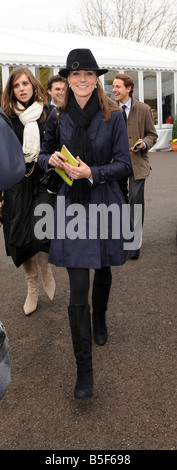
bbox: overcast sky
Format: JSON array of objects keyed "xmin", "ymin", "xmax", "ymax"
[{"xmin": 1, "ymin": 0, "xmax": 82, "ymax": 31}]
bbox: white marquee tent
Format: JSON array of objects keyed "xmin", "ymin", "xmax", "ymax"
[
  {"xmin": 0, "ymin": 29, "xmax": 177, "ymax": 71},
  {"xmin": 1, "ymin": 29, "xmax": 177, "ymax": 150}
]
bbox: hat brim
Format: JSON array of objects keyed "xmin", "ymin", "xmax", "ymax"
[{"xmin": 59, "ymin": 68, "xmax": 108, "ymax": 78}]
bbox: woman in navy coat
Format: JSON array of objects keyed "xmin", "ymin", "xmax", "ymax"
[{"xmin": 38, "ymin": 49, "xmax": 134, "ymax": 399}]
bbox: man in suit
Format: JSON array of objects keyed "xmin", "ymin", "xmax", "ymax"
[
  {"xmin": 113, "ymin": 73, "xmax": 158, "ymax": 258},
  {"xmin": 47, "ymin": 75, "xmax": 66, "ymax": 109}
]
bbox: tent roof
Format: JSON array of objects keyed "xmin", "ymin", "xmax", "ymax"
[{"xmin": 0, "ymin": 29, "xmax": 177, "ymax": 71}]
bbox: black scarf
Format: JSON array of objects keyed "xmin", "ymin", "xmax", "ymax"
[{"xmin": 66, "ymin": 89, "xmax": 100, "ymax": 203}]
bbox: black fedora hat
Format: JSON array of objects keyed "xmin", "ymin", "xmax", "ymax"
[{"xmin": 59, "ymin": 48, "xmax": 108, "ymax": 78}]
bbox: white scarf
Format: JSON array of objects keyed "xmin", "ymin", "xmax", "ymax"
[{"xmin": 15, "ymin": 101, "xmax": 43, "ymax": 163}]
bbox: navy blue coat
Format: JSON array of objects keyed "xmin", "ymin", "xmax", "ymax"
[{"xmin": 38, "ymin": 107, "xmax": 136, "ymax": 268}]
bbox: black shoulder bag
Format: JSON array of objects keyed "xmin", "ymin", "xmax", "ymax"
[{"xmin": 45, "ymin": 107, "xmax": 61, "ymax": 194}]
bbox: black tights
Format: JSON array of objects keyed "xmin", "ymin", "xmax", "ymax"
[{"xmin": 67, "ymin": 267, "xmax": 112, "ymax": 306}]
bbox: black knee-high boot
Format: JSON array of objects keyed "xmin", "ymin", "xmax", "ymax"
[
  {"xmin": 92, "ymin": 268, "xmax": 112, "ymax": 345},
  {"xmin": 68, "ymin": 304, "xmax": 93, "ymax": 398}
]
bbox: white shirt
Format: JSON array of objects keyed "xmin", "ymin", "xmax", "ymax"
[
  {"xmin": 119, "ymin": 98, "xmax": 146, "ymax": 149},
  {"xmin": 119, "ymin": 98, "xmax": 132, "ymax": 120},
  {"xmin": 51, "ymin": 100, "xmax": 57, "ymax": 107}
]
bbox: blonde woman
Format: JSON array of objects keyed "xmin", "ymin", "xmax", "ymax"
[{"xmin": 1, "ymin": 67, "xmax": 56, "ymax": 315}]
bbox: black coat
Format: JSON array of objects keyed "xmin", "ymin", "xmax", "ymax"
[{"xmin": 3, "ymin": 110, "xmax": 55, "ymax": 267}]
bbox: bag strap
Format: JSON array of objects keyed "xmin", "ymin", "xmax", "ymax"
[{"xmin": 53, "ymin": 107, "xmax": 60, "ymax": 151}]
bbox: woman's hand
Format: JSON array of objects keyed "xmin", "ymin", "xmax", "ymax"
[
  {"xmin": 48, "ymin": 151, "xmax": 67, "ymax": 169},
  {"xmin": 64, "ymin": 157, "xmax": 92, "ymax": 180},
  {"xmin": 48, "ymin": 154, "xmax": 92, "ymax": 180}
]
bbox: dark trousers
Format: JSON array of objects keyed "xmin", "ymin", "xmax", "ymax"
[
  {"xmin": 129, "ymin": 175, "xmax": 145, "ymax": 226},
  {"xmin": 128, "ymin": 175, "xmax": 145, "ymax": 249},
  {"xmin": 118, "ymin": 177, "xmax": 128, "ymax": 203}
]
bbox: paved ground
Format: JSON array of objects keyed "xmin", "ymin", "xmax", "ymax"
[{"xmin": 0, "ymin": 151, "xmax": 177, "ymax": 457}]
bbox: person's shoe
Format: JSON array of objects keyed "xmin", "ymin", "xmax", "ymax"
[
  {"xmin": 74, "ymin": 367, "xmax": 93, "ymax": 398},
  {"xmin": 92, "ymin": 313, "xmax": 108, "ymax": 345},
  {"xmin": 92, "ymin": 269, "xmax": 112, "ymax": 346},
  {"xmin": 68, "ymin": 304, "xmax": 93, "ymax": 399},
  {"xmin": 23, "ymin": 256, "xmax": 39, "ymax": 315},
  {"xmin": 23, "ymin": 282, "xmax": 38, "ymax": 315},
  {"xmin": 36, "ymin": 252, "xmax": 56, "ymax": 300},
  {"xmin": 131, "ymin": 249, "xmax": 140, "ymax": 260}
]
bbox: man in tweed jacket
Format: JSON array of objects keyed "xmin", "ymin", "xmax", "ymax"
[{"xmin": 113, "ymin": 73, "xmax": 158, "ymax": 258}]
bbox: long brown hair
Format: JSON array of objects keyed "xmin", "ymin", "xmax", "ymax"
[
  {"xmin": 61, "ymin": 78, "xmax": 118, "ymax": 121},
  {"xmin": 1, "ymin": 66, "xmax": 47, "ymax": 121}
]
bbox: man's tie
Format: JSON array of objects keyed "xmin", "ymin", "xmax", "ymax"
[{"xmin": 122, "ymin": 105, "xmax": 127, "ymax": 126}]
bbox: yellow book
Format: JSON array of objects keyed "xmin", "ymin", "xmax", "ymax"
[{"xmin": 55, "ymin": 145, "xmax": 79, "ymax": 186}]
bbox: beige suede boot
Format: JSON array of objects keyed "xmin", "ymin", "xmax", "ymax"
[
  {"xmin": 23, "ymin": 256, "xmax": 39, "ymax": 315},
  {"xmin": 36, "ymin": 252, "xmax": 56, "ymax": 300}
]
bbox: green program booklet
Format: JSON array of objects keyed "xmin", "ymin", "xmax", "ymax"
[{"xmin": 55, "ymin": 145, "xmax": 79, "ymax": 186}]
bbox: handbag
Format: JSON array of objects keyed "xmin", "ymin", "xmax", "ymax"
[
  {"xmin": 0, "ymin": 108, "xmax": 26, "ymax": 191},
  {"xmin": 43, "ymin": 107, "xmax": 61, "ymax": 194}
]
